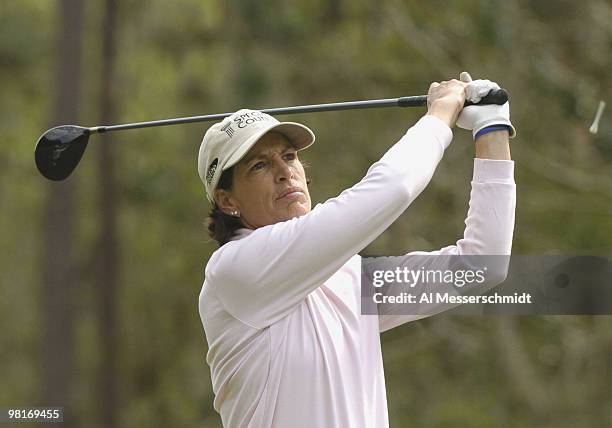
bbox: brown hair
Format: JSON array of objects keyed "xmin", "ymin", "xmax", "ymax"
[{"xmin": 206, "ymin": 166, "xmax": 243, "ymax": 247}]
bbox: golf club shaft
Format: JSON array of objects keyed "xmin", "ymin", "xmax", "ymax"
[
  {"xmin": 89, "ymin": 97, "xmax": 424, "ymax": 134},
  {"xmin": 89, "ymin": 90, "xmax": 508, "ymax": 134}
]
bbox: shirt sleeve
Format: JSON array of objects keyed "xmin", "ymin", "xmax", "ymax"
[
  {"xmin": 205, "ymin": 115, "xmax": 453, "ymax": 329},
  {"xmin": 363, "ymin": 158, "xmax": 516, "ymax": 332}
]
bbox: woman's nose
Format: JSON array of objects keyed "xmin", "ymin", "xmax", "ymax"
[{"xmin": 274, "ymin": 159, "xmax": 294, "ymax": 182}]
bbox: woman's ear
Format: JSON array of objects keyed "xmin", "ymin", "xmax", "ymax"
[{"xmin": 214, "ymin": 189, "xmax": 238, "ymax": 215}]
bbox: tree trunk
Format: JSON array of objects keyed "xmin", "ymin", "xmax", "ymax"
[
  {"xmin": 41, "ymin": 1, "xmax": 84, "ymax": 427},
  {"xmin": 96, "ymin": 0, "xmax": 119, "ymax": 426}
]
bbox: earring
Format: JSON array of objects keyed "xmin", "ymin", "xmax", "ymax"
[{"xmin": 231, "ymin": 210, "xmax": 240, "ymax": 217}]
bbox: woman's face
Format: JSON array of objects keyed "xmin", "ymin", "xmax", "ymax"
[{"xmin": 214, "ymin": 132, "xmax": 311, "ymax": 229}]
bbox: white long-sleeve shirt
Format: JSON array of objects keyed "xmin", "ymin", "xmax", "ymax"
[{"xmin": 198, "ymin": 115, "xmax": 516, "ymax": 427}]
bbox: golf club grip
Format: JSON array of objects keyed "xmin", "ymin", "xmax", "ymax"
[{"xmin": 398, "ymin": 88, "xmax": 509, "ymax": 107}]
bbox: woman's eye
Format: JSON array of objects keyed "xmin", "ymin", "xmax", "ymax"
[
  {"xmin": 284, "ymin": 152, "xmax": 297, "ymax": 161},
  {"xmin": 251, "ymin": 161, "xmax": 265, "ymax": 171}
]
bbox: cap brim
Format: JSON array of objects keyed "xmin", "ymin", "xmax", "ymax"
[{"xmin": 223, "ymin": 121, "xmax": 315, "ymax": 171}]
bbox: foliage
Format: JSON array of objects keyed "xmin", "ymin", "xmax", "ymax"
[{"xmin": 1, "ymin": 0, "xmax": 611, "ymax": 426}]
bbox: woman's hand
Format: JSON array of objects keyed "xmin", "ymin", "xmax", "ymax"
[{"xmin": 426, "ymin": 79, "xmax": 468, "ymax": 128}]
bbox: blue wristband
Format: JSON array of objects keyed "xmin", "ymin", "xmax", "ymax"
[{"xmin": 474, "ymin": 125, "xmax": 510, "ymax": 140}]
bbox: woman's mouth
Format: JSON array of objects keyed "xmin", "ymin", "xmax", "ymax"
[{"xmin": 277, "ymin": 187, "xmax": 304, "ymax": 200}]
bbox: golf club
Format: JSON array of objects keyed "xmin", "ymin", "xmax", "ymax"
[{"xmin": 34, "ymin": 89, "xmax": 508, "ymax": 181}]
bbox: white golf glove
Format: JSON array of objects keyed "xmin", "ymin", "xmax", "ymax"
[{"xmin": 456, "ymin": 72, "xmax": 516, "ymax": 139}]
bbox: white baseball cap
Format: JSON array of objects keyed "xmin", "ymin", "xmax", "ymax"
[{"xmin": 198, "ymin": 109, "xmax": 315, "ymax": 203}]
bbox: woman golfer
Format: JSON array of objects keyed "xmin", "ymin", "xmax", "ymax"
[{"xmin": 197, "ymin": 74, "xmax": 516, "ymax": 427}]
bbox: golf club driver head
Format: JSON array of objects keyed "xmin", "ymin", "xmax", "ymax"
[{"xmin": 35, "ymin": 125, "xmax": 90, "ymax": 181}]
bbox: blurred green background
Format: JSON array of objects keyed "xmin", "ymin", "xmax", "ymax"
[{"xmin": 1, "ymin": 0, "xmax": 611, "ymax": 427}]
